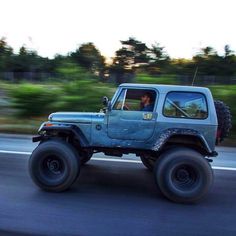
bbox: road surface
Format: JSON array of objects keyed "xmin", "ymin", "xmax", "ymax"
[{"xmin": 0, "ymin": 134, "xmax": 236, "ymax": 236}]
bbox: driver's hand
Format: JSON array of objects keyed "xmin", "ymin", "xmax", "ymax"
[{"xmin": 123, "ymin": 104, "xmax": 130, "ymax": 110}]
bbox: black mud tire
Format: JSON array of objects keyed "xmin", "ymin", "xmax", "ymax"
[
  {"xmin": 80, "ymin": 151, "xmax": 93, "ymax": 165},
  {"xmin": 140, "ymin": 155, "xmax": 155, "ymax": 171},
  {"xmin": 154, "ymin": 147, "xmax": 213, "ymax": 203},
  {"xmin": 214, "ymin": 100, "xmax": 232, "ymax": 143},
  {"xmin": 29, "ymin": 140, "xmax": 80, "ymax": 192}
]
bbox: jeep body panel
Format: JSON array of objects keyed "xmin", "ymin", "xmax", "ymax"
[
  {"xmin": 48, "ymin": 112, "xmax": 106, "ymax": 144},
  {"xmin": 37, "ymin": 83, "xmax": 218, "ymax": 155}
]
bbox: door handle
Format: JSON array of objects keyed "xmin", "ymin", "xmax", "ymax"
[{"xmin": 143, "ymin": 113, "xmax": 153, "ymax": 120}]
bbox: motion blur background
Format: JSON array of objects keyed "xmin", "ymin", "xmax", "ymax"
[{"xmin": 0, "ymin": 0, "xmax": 235, "ymax": 143}]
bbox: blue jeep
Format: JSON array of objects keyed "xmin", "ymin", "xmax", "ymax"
[{"xmin": 29, "ymin": 83, "xmax": 231, "ymax": 203}]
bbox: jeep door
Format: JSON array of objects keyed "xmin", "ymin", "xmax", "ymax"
[{"xmin": 107, "ymin": 88, "xmax": 158, "ymax": 141}]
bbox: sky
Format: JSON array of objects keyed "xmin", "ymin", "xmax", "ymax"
[{"xmin": 0, "ymin": 0, "xmax": 235, "ymax": 59}]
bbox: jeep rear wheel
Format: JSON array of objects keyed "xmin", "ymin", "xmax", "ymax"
[
  {"xmin": 29, "ymin": 140, "xmax": 80, "ymax": 192},
  {"xmin": 154, "ymin": 147, "xmax": 213, "ymax": 203}
]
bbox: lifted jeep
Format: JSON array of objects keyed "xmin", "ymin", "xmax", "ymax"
[{"xmin": 29, "ymin": 83, "xmax": 232, "ymax": 203}]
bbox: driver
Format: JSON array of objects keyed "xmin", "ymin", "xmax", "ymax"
[{"xmin": 140, "ymin": 92, "xmax": 154, "ymax": 111}]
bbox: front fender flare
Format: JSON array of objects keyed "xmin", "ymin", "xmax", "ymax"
[{"xmin": 33, "ymin": 123, "xmax": 89, "ymax": 147}]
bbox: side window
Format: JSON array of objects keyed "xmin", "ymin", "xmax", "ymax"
[
  {"xmin": 113, "ymin": 89, "xmax": 156, "ymax": 112},
  {"xmin": 163, "ymin": 92, "xmax": 208, "ymax": 119}
]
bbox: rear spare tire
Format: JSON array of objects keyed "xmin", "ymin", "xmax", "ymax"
[
  {"xmin": 214, "ymin": 100, "xmax": 232, "ymax": 143},
  {"xmin": 29, "ymin": 140, "xmax": 80, "ymax": 192},
  {"xmin": 154, "ymin": 147, "xmax": 213, "ymax": 203}
]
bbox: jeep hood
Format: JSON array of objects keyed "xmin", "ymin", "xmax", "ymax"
[{"xmin": 49, "ymin": 112, "xmax": 104, "ymax": 124}]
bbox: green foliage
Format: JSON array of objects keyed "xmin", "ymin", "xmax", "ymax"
[
  {"xmin": 56, "ymin": 80, "xmax": 115, "ymax": 112},
  {"xmin": 9, "ymin": 79, "xmax": 115, "ymax": 117},
  {"xmin": 10, "ymin": 84, "xmax": 60, "ymax": 117},
  {"xmin": 70, "ymin": 42, "xmax": 105, "ymax": 73},
  {"xmin": 51, "ymin": 64, "xmax": 115, "ymax": 111},
  {"xmin": 136, "ymin": 74, "xmax": 177, "ymax": 84},
  {"xmin": 55, "ymin": 61, "xmax": 91, "ymax": 80}
]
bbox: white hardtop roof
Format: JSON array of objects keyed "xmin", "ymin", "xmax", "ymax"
[{"xmin": 119, "ymin": 83, "xmax": 210, "ymax": 94}]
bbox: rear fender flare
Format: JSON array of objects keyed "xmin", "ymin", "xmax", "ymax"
[{"xmin": 152, "ymin": 128, "xmax": 212, "ymax": 154}]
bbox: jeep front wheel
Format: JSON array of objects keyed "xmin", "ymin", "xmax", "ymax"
[
  {"xmin": 140, "ymin": 155, "xmax": 155, "ymax": 171},
  {"xmin": 80, "ymin": 150, "xmax": 93, "ymax": 165},
  {"xmin": 29, "ymin": 140, "xmax": 80, "ymax": 192},
  {"xmin": 154, "ymin": 147, "xmax": 213, "ymax": 203}
]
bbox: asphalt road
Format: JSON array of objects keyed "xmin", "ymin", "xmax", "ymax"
[{"xmin": 0, "ymin": 134, "xmax": 236, "ymax": 236}]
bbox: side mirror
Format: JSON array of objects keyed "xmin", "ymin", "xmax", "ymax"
[
  {"xmin": 102, "ymin": 96, "xmax": 109, "ymax": 106},
  {"xmin": 102, "ymin": 96, "xmax": 111, "ymax": 112}
]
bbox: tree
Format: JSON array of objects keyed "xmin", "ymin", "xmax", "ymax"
[
  {"xmin": 192, "ymin": 46, "xmax": 221, "ymax": 75},
  {"xmin": 70, "ymin": 43, "xmax": 105, "ymax": 74},
  {"xmin": 224, "ymin": 45, "xmax": 233, "ymax": 58},
  {"xmin": 221, "ymin": 45, "xmax": 236, "ymax": 75},
  {"xmin": 201, "ymin": 46, "xmax": 216, "ymax": 58},
  {"xmin": 19, "ymin": 46, "xmax": 28, "ymax": 56},
  {"xmin": 11, "ymin": 46, "xmax": 42, "ymax": 72},
  {"xmin": 115, "ymin": 37, "xmax": 149, "ymax": 67},
  {"xmin": 147, "ymin": 43, "xmax": 170, "ymax": 74},
  {"xmin": 150, "ymin": 43, "xmax": 169, "ymax": 62},
  {"xmin": 0, "ymin": 37, "xmax": 13, "ymax": 72},
  {"xmin": 0, "ymin": 37, "xmax": 13, "ymax": 56},
  {"xmin": 110, "ymin": 37, "xmax": 149, "ymax": 83}
]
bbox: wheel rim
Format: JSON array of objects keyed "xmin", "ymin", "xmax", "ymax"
[
  {"xmin": 171, "ymin": 164, "xmax": 199, "ymax": 190},
  {"xmin": 40, "ymin": 155, "xmax": 66, "ymax": 181}
]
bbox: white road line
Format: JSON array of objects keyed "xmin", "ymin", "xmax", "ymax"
[
  {"xmin": 0, "ymin": 150, "xmax": 31, "ymax": 155},
  {"xmin": 92, "ymin": 157, "xmax": 142, "ymax": 163},
  {"xmin": 212, "ymin": 166, "xmax": 236, "ymax": 171},
  {"xmin": 0, "ymin": 149, "xmax": 236, "ymax": 171}
]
